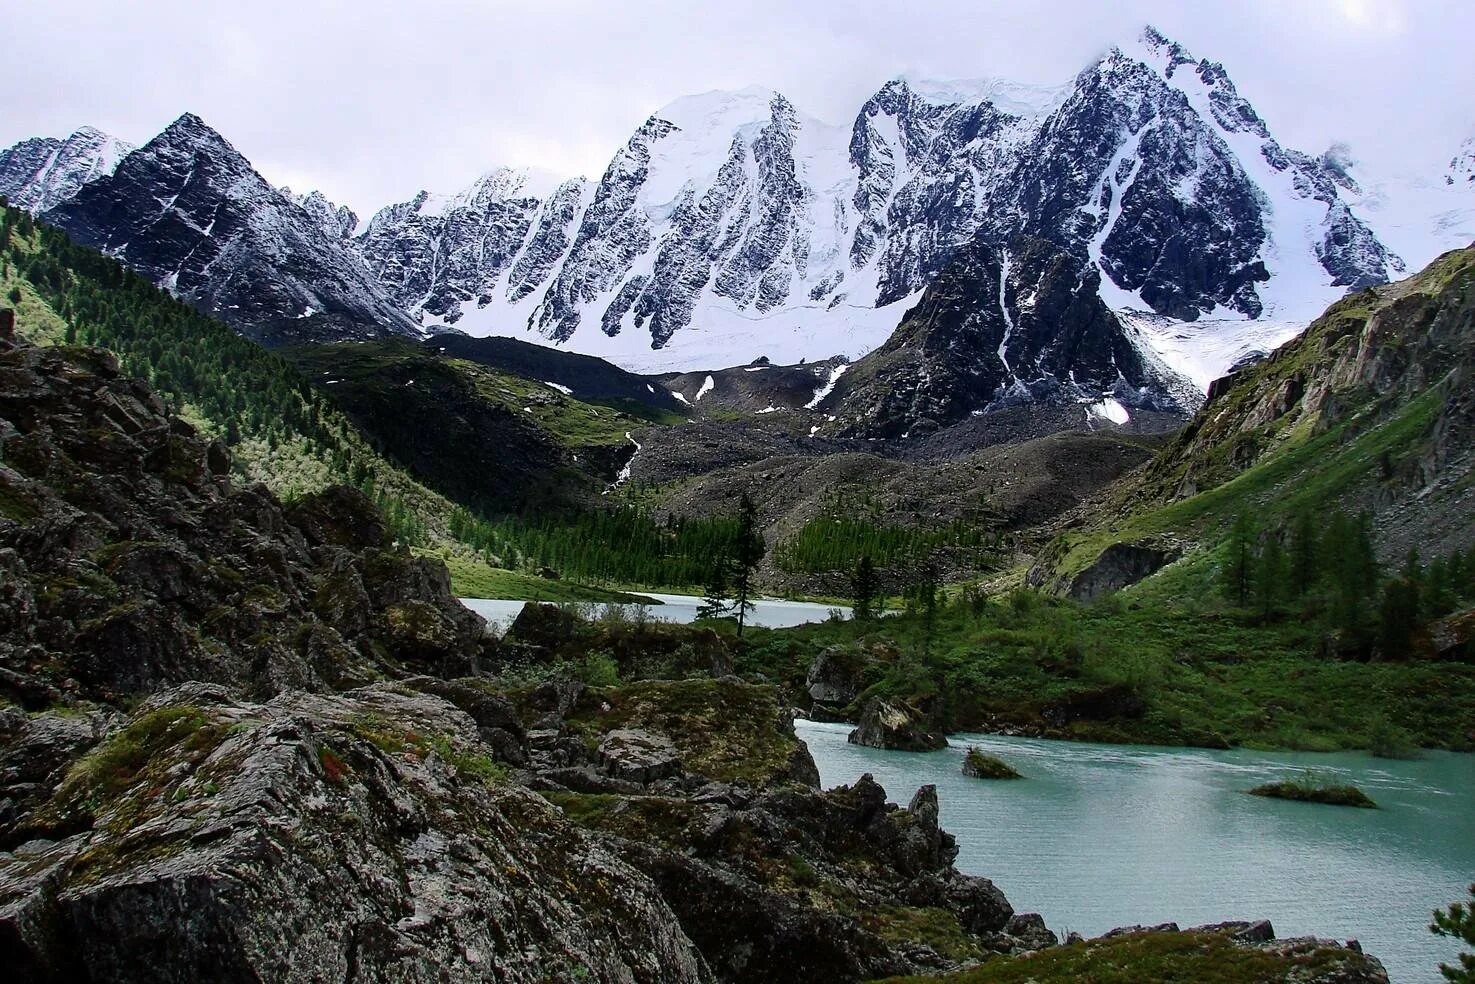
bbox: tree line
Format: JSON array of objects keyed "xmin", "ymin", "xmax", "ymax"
[{"xmin": 1221, "ymin": 509, "xmax": 1474, "ymax": 657}]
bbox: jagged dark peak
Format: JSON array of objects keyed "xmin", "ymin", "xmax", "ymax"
[
  {"xmin": 822, "ymin": 235, "xmax": 1193, "ymax": 438},
  {"xmin": 285, "ymin": 187, "xmax": 359, "ymax": 239},
  {"xmin": 154, "ymin": 111, "xmax": 236, "ymax": 152},
  {"xmin": 0, "ymin": 125, "xmax": 135, "ymax": 213},
  {"xmin": 1136, "ymin": 24, "xmax": 1197, "ymax": 71},
  {"xmin": 41, "ymin": 109, "xmax": 418, "ymax": 345}
]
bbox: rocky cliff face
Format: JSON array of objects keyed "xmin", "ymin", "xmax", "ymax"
[
  {"xmin": 1142, "ymin": 243, "xmax": 1475, "ymax": 558},
  {"xmin": 39, "ymin": 114, "xmax": 418, "ymax": 347},
  {"xmin": 0, "ymin": 325, "xmax": 482, "ymax": 708},
  {"xmin": 822, "ymin": 236, "xmax": 1194, "ymax": 438}
]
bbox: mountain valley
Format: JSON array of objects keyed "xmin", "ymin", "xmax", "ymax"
[{"xmin": 2, "ymin": 14, "xmax": 1474, "ymax": 984}]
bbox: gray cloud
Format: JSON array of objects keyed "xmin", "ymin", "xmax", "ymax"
[{"xmin": 5, "ymin": 0, "xmax": 1471, "ymax": 216}]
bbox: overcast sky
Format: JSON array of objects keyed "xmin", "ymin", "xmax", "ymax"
[{"xmin": 5, "ymin": 0, "xmax": 1472, "ymax": 217}]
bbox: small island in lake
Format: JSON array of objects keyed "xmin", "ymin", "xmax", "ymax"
[
  {"xmin": 1248, "ymin": 778, "xmax": 1377, "ymax": 808},
  {"xmin": 962, "ymin": 747, "xmax": 1023, "ymax": 780}
]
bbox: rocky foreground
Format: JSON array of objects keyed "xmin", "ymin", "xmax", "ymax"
[{"xmin": 0, "ymin": 323, "xmax": 1389, "ymax": 981}]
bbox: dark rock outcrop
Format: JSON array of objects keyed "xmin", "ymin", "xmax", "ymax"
[
  {"xmin": 0, "ymin": 333, "xmax": 485, "ymax": 707},
  {"xmin": 824, "ymin": 236, "xmax": 1193, "ymax": 439},
  {"xmin": 848, "ymin": 697, "xmax": 948, "ymax": 751},
  {"xmin": 1063, "ymin": 541, "xmax": 1180, "ymax": 601},
  {"xmin": 805, "ymin": 645, "xmax": 863, "ymax": 709}
]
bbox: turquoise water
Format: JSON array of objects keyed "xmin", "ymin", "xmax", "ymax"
[{"xmin": 797, "ymin": 721, "xmax": 1475, "ymax": 983}]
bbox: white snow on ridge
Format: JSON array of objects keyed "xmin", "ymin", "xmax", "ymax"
[
  {"xmin": 805, "ymin": 362, "xmax": 850, "ymax": 409},
  {"xmin": 898, "ymin": 74, "xmax": 1069, "ymax": 119},
  {"xmin": 542, "ymin": 380, "xmax": 573, "ymax": 395},
  {"xmin": 694, "ymin": 375, "xmax": 716, "ymax": 401}
]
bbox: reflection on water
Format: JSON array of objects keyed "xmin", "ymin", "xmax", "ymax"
[{"xmin": 797, "ymin": 720, "xmax": 1475, "ymax": 984}]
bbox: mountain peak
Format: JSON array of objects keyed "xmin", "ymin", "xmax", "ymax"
[
  {"xmin": 160, "ymin": 112, "xmax": 232, "ymax": 148},
  {"xmin": 653, "ymin": 85, "xmax": 787, "ymax": 132},
  {"xmin": 889, "ymin": 73, "xmax": 1068, "ymax": 118}
]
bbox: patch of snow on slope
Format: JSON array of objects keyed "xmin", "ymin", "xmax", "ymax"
[
  {"xmin": 542, "ymin": 380, "xmax": 573, "ymax": 395},
  {"xmin": 1088, "ymin": 397, "xmax": 1131, "ymax": 425},
  {"xmin": 996, "ymin": 248, "xmax": 1015, "ymax": 372},
  {"xmin": 605, "ymin": 432, "xmax": 642, "ymax": 493},
  {"xmin": 805, "ymin": 363, "xmax": 849, "ymax": 409},
  {"xmin": 694, "ymin": 375, "xmax": 716, "ymax": 401},
  {"xmin": 1123, "ymin": 309, "xmax": 1302, "ymax": 392}
]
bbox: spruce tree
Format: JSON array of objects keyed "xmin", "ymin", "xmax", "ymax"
[
  {"xmin": 1378, "ymin": 576, "xmax": 1422, "ymax": 658},
  {"xmin": 1254, "ymin": 531, "xmax": 1290, "ymax": 618},
  {"xmin": 1289, "ymin": 510, "xmax": 1319, "ymax": 598},
  {"xmin": 731, "ymin": 492, "xmax": 766, "ymax": 637},
  {"xmin": 1431, "ymin": 883, "xmax": 1475, "ymax": 983},
  {"xmin": 697, "ymin": 554, "xmax": 731, "ymax": 621},
  {"xmin": 1222, "ymin": 513, "xmax": 1256, "ymax": 608},
  {"xmin": 911, "ymin": 557, "xmax": 940, "ymax": 660},
  {"xmin": 852, "ymin": 555, "xmax": 877, "ymax": 622}
]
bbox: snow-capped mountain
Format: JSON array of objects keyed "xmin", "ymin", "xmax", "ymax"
[
  {"xmin": 39, "ymin": 114, "xmax": 417, "ymax": 346},
  {"xmin": 0, "ymin": 126, "xmax": 134, "ymax": 213},
  {"xmin": 351, "ymin": 27, "xmax": 1405, "ymax": 381},
  {"xmin": 1, "ymin": 26, "xmax": 1464, "ymax": 405},
  {"xmin": 356, "ymin": 167, "xmax": 570, "ymax": 324}
]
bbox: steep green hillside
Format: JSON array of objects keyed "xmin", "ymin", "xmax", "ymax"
[
  {"xmin": 0, "ymin": 202, "xmax": 740, "ymax": 598},
  {"xmin": 0, "ymin": 202, "xmax": 460, "ymax": 544},
  {"xmin": 283, "ymin": 338, "xmax": 683, "ymax": 513},
  {"xmin": 1041, "ymin": 244, "xmax": 1475, "ymax": 587}
]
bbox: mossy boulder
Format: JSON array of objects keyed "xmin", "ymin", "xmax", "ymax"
[
  {"xmin": 0, "ymin": 684, "xmax": 709, "ymax": 983},
  {"xmin": 1247, "ymin": 779, "xmax": 1377, "ymax": 808},
  {"xmin": 962, "ymin": 748, "xmax": 1022, "ymax": 780}
]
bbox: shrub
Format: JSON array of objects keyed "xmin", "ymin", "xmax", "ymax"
[{"xmin": 1248, "ymin": 774, "xmax": 1376, "ymax": 808}]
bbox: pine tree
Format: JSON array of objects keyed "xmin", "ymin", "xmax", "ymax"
[
  {"xmin": 731, "ymin": 492, "xmax": 766, "ymax": 637},
  {"xmin": 1289, "ymin": 510, "xmax": 1319, "ymax": 598},
  {"xmin": 1222, "ymin": 513, "xmax": 1256, "ymax": 608},
  {"xmin": 1431, "ymin": 883, "xmax": 1475, "ymax": 983},
  {"xmin": 852, "ymin": 555, "xmax": 877, "ymax": 622},
  {"xmin": 697, "ymin": 554, "xmax": 731, "ymax": 621},
  {"xmin": 1254, "ymin": 530, "xmax": 1290, "ymax": 618}
]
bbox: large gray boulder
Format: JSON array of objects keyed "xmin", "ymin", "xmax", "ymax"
[
  {"xmin": 848, "ymin": 697, "xmax": 947, "ymax": 752},
  {"xmin": 805, "ymin": 646, "xmax": 862, "ymax": 708},
  {"xmin": 599, "ymin": 728, "xmax": 683, "ymax": 784},
  {"xmin": 0, "ymin": 685, "xmax": 711, "ymax": 983},
  {"xmin": 1064, "ymin": 541, "xmax": 1180, "ymax": 602}
]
